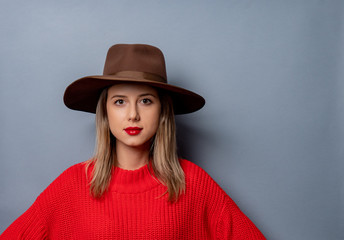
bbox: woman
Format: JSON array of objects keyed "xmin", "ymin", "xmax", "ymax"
[{"xmin": 1, "ymin": 44, "xmax": 265, "ymax": 239}]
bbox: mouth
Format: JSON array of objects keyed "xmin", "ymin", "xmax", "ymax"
[{"xmin": 124, "ymin": 127, "xmax": 143, "ymax": 136}]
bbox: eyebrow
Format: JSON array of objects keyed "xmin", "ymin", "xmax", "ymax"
[
  {"xmin": 139, "ymin": 93, "xmax": 158, "ymax": 98},
  {"xmin": 110, "ymin": 93, "xmax": 158, "ymax": 99}
]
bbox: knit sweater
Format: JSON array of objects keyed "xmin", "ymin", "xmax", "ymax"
[{"xmin": 1, "ymin": 159, "xmax": 265, "ymax": 239}]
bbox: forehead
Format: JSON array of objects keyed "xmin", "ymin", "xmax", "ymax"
[{"xmin": 107, "ymin": 83, "xmax": 158, "ymax": 96}]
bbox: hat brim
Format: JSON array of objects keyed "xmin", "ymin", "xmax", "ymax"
[{"xmin": 64, "ymin": 75, "xmax": 205, "ymax": 114}]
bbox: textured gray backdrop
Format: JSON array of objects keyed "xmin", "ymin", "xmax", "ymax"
[{"xmin": 1, "ymin": 1, "xmax": 343, "ymax": 239}]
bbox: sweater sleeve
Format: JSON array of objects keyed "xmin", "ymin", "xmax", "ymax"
[
  {"xmin": 0, "ymin": 199, "xmax": 48, "ymax": 239},
  {"xmin": 0, "ymin": 162, "xmax": 85, "ymax": 239},
  {"xmin": 216, "ymin": 196, "xmax": 266, "ymax": 240}
]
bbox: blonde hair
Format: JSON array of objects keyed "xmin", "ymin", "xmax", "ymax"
[{"xmin": 86, "ymin": 87, "xmax": 185, "ymax": 202}]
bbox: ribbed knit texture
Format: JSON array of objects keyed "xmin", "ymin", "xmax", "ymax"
[{"xmin": 1, "ymin": 159, "xmax": 265, "ymax": 239}]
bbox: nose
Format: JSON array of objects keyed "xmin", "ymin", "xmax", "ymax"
[{"xmin": 128, "ymin": 103, "xmax": 140, "ymax": 121}]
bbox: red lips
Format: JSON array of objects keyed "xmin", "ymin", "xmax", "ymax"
[{"xmin": 124, "ymin": 127, "xmax": 143, "ymax": 136}]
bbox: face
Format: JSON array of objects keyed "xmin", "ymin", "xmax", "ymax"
[{"xmin": 106, "ymin": 83, "xmax": 161, "ymax": 150}]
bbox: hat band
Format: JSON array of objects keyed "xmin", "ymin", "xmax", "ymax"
[{"xmin": 111, "ymin": 71, "xmax": 167, "ymax": 83}]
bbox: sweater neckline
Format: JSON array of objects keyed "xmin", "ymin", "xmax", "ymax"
[{"xmin": 108, "ymin": 163, "xmax": 162, "ymax": 193}]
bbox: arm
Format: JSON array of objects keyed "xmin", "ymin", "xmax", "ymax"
[
  {"xmin": 0, "ymin": 200, "xmax": 48, "ymax": 239},
  {"xmin": 216, "ymin": 196, "xmax": 266, "ymax": 240}
]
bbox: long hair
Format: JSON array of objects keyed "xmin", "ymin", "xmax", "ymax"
[{"xmin": 86, "ymin": 87, "xmax": 185, "ymax": 201}]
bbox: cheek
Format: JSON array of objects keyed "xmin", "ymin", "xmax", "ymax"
[
  {"xmin": 107, "ymin": 110, "xmax": 124, "ymax": 135},
  {"xmin": 149, "ymin": 109, "xmax": 161, "ymax": 132}
]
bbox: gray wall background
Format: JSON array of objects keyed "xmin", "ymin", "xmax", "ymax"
[{"xmin": 0, "ymin": 0, "xmax": 343, "ymax": 239}]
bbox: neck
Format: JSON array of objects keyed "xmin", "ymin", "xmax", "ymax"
[{"xmin": 115, "ymin": 141, "xmax": 151, "ymax": 170}]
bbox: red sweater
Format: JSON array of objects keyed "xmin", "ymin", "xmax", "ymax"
[{"xmin": 1, "ymin": 159, "xmax": 265, "ymax": 239}]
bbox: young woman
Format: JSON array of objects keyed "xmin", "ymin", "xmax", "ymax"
[{"xmin": 1, "ymin": 44, "xmax": 265, "ymax": 239}]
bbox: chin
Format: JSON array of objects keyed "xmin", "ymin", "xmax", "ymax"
[
  {"xmin": 117, "ymin": 136, "xmax": 153, "ymax": 149},
  {"xmin": 124, "ymin": 141, "xmax": 149, "ymax": 148}
]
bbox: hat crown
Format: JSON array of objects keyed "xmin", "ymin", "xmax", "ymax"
[{"xmin": 103, "ymin": 44, "xmax": 167, "ymax": 81}]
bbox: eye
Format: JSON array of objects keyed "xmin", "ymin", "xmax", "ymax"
[
  {"xmin": 114, "ymin": 99, "xmax": 125, "ymax": 105},
  {"xmin": 141, "ymin": 98, "xmax": 152, "ymax": 105}
]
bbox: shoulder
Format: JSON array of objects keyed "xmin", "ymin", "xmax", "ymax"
[
  {"xmin": 60, "ymin": 161, "xmax": 87, "ymax": 177},
  {"xmin": 179, "ymin": 158, "xmax": 218, "ymax": 184},
  {"xmin": 50, "ymin": 161, "xmax": 87, "ymax": 186},
  {"xmin": 179, "ymin": 159, "xmax": 228, "ymax": 198},
  {"xmin": 36, "ymin": 161, "xmax": 88, "ymax": 202},
  {"xmin": 179, "ymin": 158, "xmax": 213, "ymax": 182},
  {"xmin": 179, "ymin": 158, "xmax": 207, "ymax": 175}
]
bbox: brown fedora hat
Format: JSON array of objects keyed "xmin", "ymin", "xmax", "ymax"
[{"xmin": 63, "ymin": 44, "xmax": 205, "ymax": 114}]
